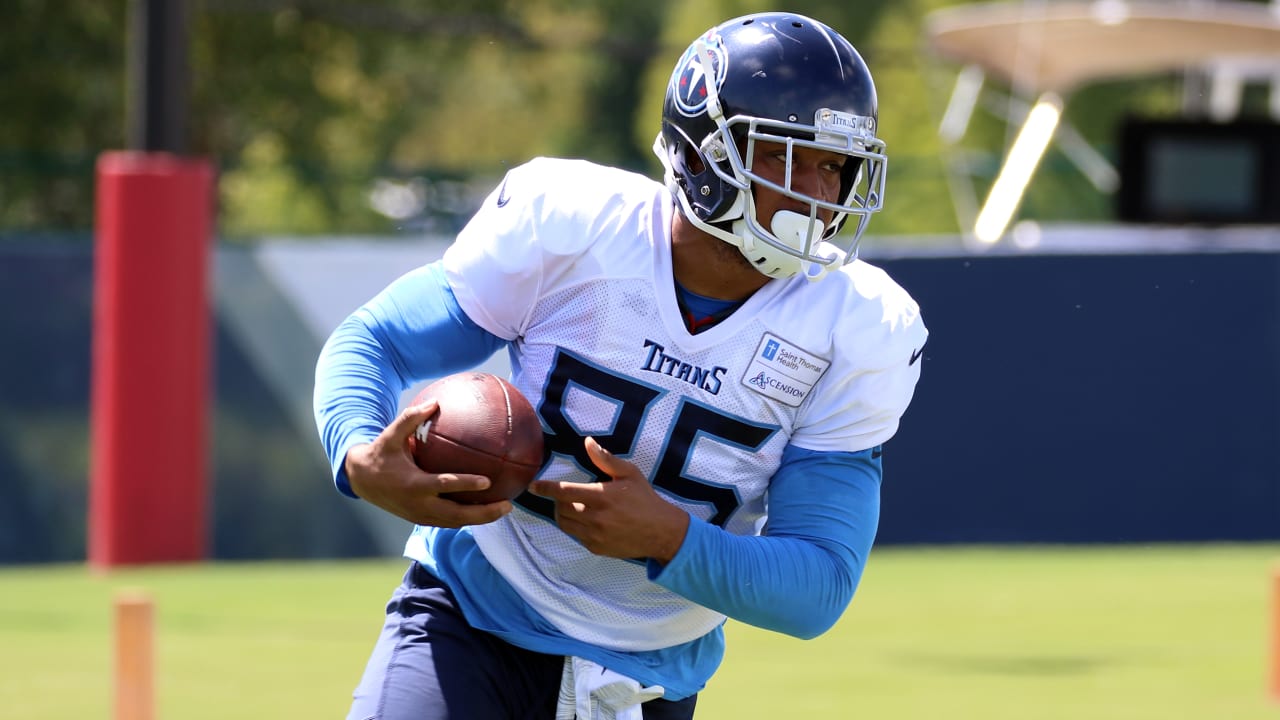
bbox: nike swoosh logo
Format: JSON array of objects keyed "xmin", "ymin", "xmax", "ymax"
[
  {"xmin": 909, "ymin": 347, "xmax": 923, "ymax": 366},
  {"xmin": 495, "ymin": 177, "xmax": 511, "ymax": 207}
]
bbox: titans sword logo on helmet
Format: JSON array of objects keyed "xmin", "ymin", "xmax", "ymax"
[{"xmin": 671, "ymin": 32, "xmax": 727, "ymax": 117}]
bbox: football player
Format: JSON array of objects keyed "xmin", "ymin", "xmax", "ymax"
[{"xmin": 314, "ymin": 11, "xmax": 927, "ymax": 720}]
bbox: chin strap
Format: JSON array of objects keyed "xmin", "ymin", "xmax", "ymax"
[{"xmin": 734, "ymin": 210, "xmax": 840, "ymax": 281}]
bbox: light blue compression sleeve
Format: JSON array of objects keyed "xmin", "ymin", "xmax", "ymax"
[
  {"xmin": 313, "ymin": 262, "xmax": 505, "ymax": 497},
  {"xmin": 648, "ymin": 444, "xmax": 882, "ymax": 639}
]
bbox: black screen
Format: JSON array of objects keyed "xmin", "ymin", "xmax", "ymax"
[{"xmin": 1117, "ymin": 118, "xmax": 1280, "ymax": 224}]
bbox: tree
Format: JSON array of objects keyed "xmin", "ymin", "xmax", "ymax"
[
  {"xmin": 0, "ymin": 0, "xmax": 127, "ymax": 230},
  {"xmin": 1, "ymin": 0, "xmax": 1141, "ymax": 238}
]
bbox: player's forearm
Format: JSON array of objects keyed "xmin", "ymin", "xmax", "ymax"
[
  {"xmin": 314, "ymin": 313, "xmax": 406, "ymax": 496},
  {"xmin": 649, "ymin": 520, "xmax": 860, "ymax": 638},
  {"xmin": 313, "ymin": 262, "xmax": 504, "ymax": 497},
  {"xmin": 648, "ymin": 445, "xmax": 881, "ymax": 638}
]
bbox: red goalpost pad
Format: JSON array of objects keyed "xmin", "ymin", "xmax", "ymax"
[{"xmin": 89, "ymin": 152, "xmax": 214, "ymax": 567}]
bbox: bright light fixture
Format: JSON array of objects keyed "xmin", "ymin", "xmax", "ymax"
[{"xmin": 974, "ymin": 94, "xmax": 1063, "ymax": 245}]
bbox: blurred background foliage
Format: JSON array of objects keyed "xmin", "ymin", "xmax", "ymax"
[{"xmin": 0, "ymin": 0, "xmax": 1196, "ymax": 239}]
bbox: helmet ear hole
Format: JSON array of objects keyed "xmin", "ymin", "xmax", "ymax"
[
  {"xmin": 682, "ymin": 145, "xmax": 707, "ymax": 174},
  {"xmin": 837, "ymin": 158, "xmax": 865, "ymax": 209}
]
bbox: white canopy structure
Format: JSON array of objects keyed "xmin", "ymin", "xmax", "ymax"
[{"xmin": 923, "ymin": 0, "xmax": 1280, "ymax": 244}]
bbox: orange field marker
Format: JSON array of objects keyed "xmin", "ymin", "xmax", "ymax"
[
  {"xmin": 1272, "ymin": 568, "xmax": 1280, "ymax": 703},
  {"xmin": 114, "ymin": 591, "xmax": 154, "ymax": 720}
]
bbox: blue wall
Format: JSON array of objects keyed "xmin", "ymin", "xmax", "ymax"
[
  {"xmin": 874, "ymin": 251, "xmax": 1280, "ymax": 544},
  {"xmin": 2, "ymin": 242, "xmax": 1277, "ymax": 562},
  {"xmin": 0, "ymin": 242, "xmax": 374, "ymax": 563}
]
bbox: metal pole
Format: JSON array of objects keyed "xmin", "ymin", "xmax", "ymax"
[{"xmin": 126, "ymin": 0, "xmax": 189, "ymax": 153}]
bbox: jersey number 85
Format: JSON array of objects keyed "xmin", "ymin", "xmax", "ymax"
[{"xmin": 516, "ymin": 349, "xmax": 777, "ymax": 529}]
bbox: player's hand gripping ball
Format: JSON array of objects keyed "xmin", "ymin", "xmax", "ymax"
[{"xmin": 405, "ymin": 372, "xmax": 545, "ymax": 504}]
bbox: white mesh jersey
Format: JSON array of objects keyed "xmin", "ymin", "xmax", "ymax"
[{"xmin": 441, "ymin": 157, "xmax": 926, "ymax": 651}]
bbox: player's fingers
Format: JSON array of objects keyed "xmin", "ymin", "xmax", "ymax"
[
  {"xmin": 550, "ymin": 497, "xmax": 588, "ymax": 532},
  {"xmin": 584, "ymin": 436, "xmax": 644, "ymax": 482},
  {"xmin": 528, "ymin": 479, "xmax": 558, "ymax": 499},
  {"xmin": 583, "ymin": 436, "xmax": 618, "ymax": 474},
  {"xmin": 388, "ymin": 400, "xmax": 440, "ymax": 443},
  {"xmin": 529, "ymin": 479, "xmax": 596, "ymax": 501},
  {"xmin": 426, "ymin": 472, "xmax": 492, "ymax": 495},
  {"xmin": 422, "ymin": 496, "xmax": 511, "ymax": 527}
]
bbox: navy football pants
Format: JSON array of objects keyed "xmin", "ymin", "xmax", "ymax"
[{"xmin": 346, "ymin": 562, "xmax": 700, "ymax": 720}]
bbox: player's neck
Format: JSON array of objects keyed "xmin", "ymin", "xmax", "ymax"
[
  {"xmin": 670, "ymin": 214, "xmax": 771, "ymax": 302},
  {"xmin": 674, "ymin": 280, "xmax": 742, "ymax": 334}
]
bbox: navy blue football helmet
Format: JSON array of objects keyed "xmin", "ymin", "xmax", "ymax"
[{"xmin": 654, "ymin": 12, "xmax": 886, "ymax": 280}]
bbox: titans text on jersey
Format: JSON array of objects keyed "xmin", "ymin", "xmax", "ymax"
[{"xmin": 640, "ymin": 339, "xmax": 727, "ymax": 394}]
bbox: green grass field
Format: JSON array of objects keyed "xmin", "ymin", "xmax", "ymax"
[{"xmin": 2, "ymin": 544, "xmax": 1277, "ymax": 719}]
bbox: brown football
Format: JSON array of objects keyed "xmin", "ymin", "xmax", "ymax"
[{"xmin": 405, "ymin": 371, "xmax": 544, "ymax": 504}]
